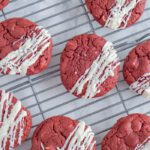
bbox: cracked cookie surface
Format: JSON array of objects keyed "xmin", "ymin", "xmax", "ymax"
[
  {"xmin": 0, "ymin": 0, "xmax": 9, "ymax": 10},
  {"xmin": 123, "ymin": 40, "xmax": 150, "ymax": 85},
  {"xmin": 123, "ymin": 40, "xmax": 150, "ymax": 98},
  {"xmin": 60, "ymin": 34, "xmax": 120, "ymax": 98},
  {"xmin": 85, "ymin": 0, "xmax": 146, "ymax": 30},
  {"xmin": 102, "ymin": 114, "xmax": 150, "ymax": 150},
  {"xmin": 31, "ymin": 116, "xmax": 96, "ymax": 150},
  {"xmin": 0, "ymin": 18, "xmax": 52, "ymax": 75}
]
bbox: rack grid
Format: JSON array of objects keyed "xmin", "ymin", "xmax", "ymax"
[{"xmin": 0, "ymin": 0, "xmax": 150, "ymax": 149}]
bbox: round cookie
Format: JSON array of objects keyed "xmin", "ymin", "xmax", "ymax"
[
  {"xmin": 102, "ymin": 114, "xmax": 150, "ymax": 150},
  {"xmin": 0, "ymin": 18, "xmax": 52, "ymax": 75},
  {"xmin": 85, "ymin": 0, "xmax": 146, "ymax": 30},
  {"xmin": 31, "ymin": 116, "xmax": 96, "ymax": 150},
  {"xmin": 123, "ymin": 40, "xmax": 150, "ymax": 99},
  {"xmin": 60, "ymin": 34, "xmax": 120, "ymax": 99},
  {"xmin": 0, "ymin": 90, "xmax": 32, "ymax": 150},
  {"xmin": 0, "ymin": 0, "xmax": 9, "ymax": 10}
]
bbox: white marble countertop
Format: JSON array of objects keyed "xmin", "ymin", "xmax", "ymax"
[{"xmin": 0, "ymin": 0, "xmax": 150, "ymax": 149}]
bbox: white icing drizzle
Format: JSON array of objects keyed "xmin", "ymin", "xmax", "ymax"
[
  {"xmin": 70, "ymin": 42, "xmax": 120, "ymax": 98},
  {"xmin": 57, "ymin": 121, "xmax": 96, "ymax": 150},
  {"xmin": 135, "ymin": 137, "xmax": 150, "ymax": 150},
  {"xmin": 105, "ymin": 0, "xmax": 141, "ymax": 30},
  {"xmin": 41, "ymin": 142, "xmax": 45, "ymax": 150},
  {"xmin": 0, "ymin": 26, "xmax": 51, "ymax": 75},
  {"xmin": 0, "ymin": 90, "xmax": 27, "ymax": 149},
  {"xmin": 130, "ymin": 73, "xmax": 150, "ymax": 99}
]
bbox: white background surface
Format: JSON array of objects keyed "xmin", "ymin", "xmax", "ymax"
[{"xmin": 0, "ymin": 0, "xmax": 150, "ymax": 149}]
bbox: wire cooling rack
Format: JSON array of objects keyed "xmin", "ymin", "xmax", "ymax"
[{"xmin": 0, "ymin": 0, "xmax": 150, "ymax": 149}]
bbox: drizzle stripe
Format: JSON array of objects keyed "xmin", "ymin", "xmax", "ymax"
[
  {"xmin": 41, "ymin": 143, "xmax": 45, "ymax": 150},
  {"xmin": 0, "ymin": 26, "xmax": 51, "ymax": 75},
  {"xmin": 135, "ymin": 136, "xmax": 150, "ymax": 150},
  {"xmin": 70, "ymin": 41, "xmax": 120, "ymax": 98},
  {"xmin": 130, "ymin": 73, "xmax": 150, "ymax": 99},
  {"xmin": 0, "ymin": 91, "xmax": 27, "ymax": 149},
  {"xmin": 57, "ymin": 121, "xmax": 96, "ymax": 150},
  {"xmin": 105, "ymin": 0, "xmax": 141, "ymax": 30}
]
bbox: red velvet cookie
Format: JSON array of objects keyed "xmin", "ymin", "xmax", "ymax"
[
  {"xmin": 102, "ymin": 114, "xmax": 150, "ymax": 150},
  {"xmin": 31, "ymin": 116, "xmax": 96, "ymax": 150},
  {"xmin": 0, "ymin": 18, "xmax": 52, "ymax": 75},
  {"xmin": 85, "ymin": 0, "xmax": 146, "ymax": 30},
  {"xmin": 0, "ymin": 0, "xmax": 9, "ymax": 10},
  {"xmin": 123, "ymin": 40, "xmax": 150, "ymax": 99},
  {"xmin": 0, "ymin": 90, "xmax": 32, "ymax": 150},
  {"xmin": 60, "ymin": 34, "xmax": 120, "ymax": 99}
]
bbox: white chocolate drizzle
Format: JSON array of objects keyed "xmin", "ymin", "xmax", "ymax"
[
  {"xmin": 130, "ymin": 73, "xmax": 150, "ymax": 99},
  {"xmin": 135, "ymin": 136, "xmax": 150, "ymax": 150},
  {"xmin": 105, "ymin": 0, "xmax": 141, "ymax": 30},
  {"xmin": 41, "ymin": 142, "xmax": 45, "ymax": 150},
  {"xmin": 70, "ymin": 42, "xmax": 120, "ymax": 98},
  {"xmin": 0, "ymin": 90, "xmax": 27, "ymax": 149},
  {"xmin": 0, "ymin": 26, "xmax": 51, "ymax": 75},
  {"xmin": 57, "ymin": 121, "xmax": 96, "ymax": 150}
]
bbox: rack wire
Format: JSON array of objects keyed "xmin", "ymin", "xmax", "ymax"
[{"xmin": 0, "ymin": 0, "xmax": 150, "ymax": 149}]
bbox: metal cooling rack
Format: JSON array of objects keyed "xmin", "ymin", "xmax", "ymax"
[{"xmin": 0, "ymin": 0, "xmax": 150, "ymax": 149}]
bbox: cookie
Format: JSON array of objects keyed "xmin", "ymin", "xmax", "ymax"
[
  {"xmin": 102, "ymin": 114, "xmax": 150, "ymax": 150},
  {"xmin": 0, "ymin": 0, "xmax": 9, "ymax": 10},
  {"xmin": 0, "ymin": 90, "xmax": 32, "ymax": 150},
  {"xmin": 0, "ymin": 18, "xmax": 52, "ymax": 75},
  {"xmin": 123, "ymin": 40, "xmax": 150, "ymax": 99},
  {"xmin": 31, "ymin": 116, "xmax": 96, "ymax": 150},
  {"xmin": 60, "ymin": 34, "xmax": 120, "ymax": 99},
  {"xmin": 85, "ymin": 0, "xmax": 146, "ymax": 30}
]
